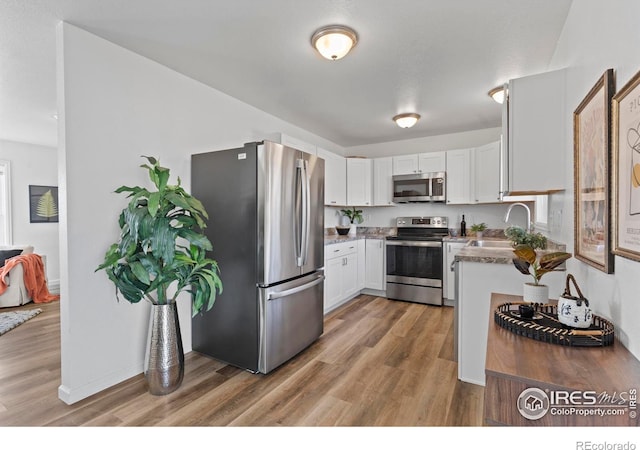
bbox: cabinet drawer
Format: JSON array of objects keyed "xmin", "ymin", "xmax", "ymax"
[{"xmin": 325, "ymin": 241, "xmax": 359, "ymax": 260}]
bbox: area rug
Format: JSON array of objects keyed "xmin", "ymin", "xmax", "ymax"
[{"xmin": 0, "ymin": 308, "xmax": 42, "ymax": 336}]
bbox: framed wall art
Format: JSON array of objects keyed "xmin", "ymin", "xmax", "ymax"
[
  {"xmin": 612, "ymin": 69, "xmax": 640, "ymax": 262},
  {"xmin": 573, "ymin": 69, "xmax": 615, "ymax": 273},
  {"xmin": 29, "ymin": 185, "xmax": 59, "ymax": 223}
]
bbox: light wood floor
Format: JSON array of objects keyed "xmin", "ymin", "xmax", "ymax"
[{"xmin": 0, "ymin": 295, "xmax": 484, "ymax": 426}]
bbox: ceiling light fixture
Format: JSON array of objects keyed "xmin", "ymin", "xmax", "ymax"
[
  {"xmin": 393, "ymin": 113, "xmax": 420, "ymax": 128},
  {"xmin": 488, "ymin": 85, "xmax": 506, "ymax": 104},
  {"xmin": 311, "ymin": 25, "xmax": 358, "ymax": 60}
]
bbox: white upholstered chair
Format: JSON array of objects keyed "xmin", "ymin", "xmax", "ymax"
[{"xmin": 0, "ymin": 245, "xmax": 43, "ymax": 308}]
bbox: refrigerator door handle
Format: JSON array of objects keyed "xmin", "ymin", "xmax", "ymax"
[
  {"xmin": 295, "ymin": 158, "xmax": 304, "ymax": 266},
  {"xmin": 267, "ymin": 274, "xmax": 325, "ymax": 300},
  {"xmin": 302, "ymin": 159, "xmax": 311, "ymax": 266},
  {"xmin": 295, "ymin": 158, "xmax": 310, "ymax": 267}
]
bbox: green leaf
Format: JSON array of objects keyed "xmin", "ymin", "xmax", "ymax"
[
  {"xmin": 157, "ymin": 168, "xmax": 170, "ymax": 192},
  {"xmin": 114, "ymin": 185, "xmax": 142, "ymax": 195},
  {"xmin": 164, "ymin": 191, "xmax": 192, "ymax": 211},
  {"xmin": 129, "ymin": 261, "xmax": 151, "ymax": 285},
  {"xmin": 147, "ymin": 192, "xmax": 160, "ymax": 217},
  {"xmin": 141, "ymin": 155, "xmax": 157, "ymax": 165},
  {"xmin": 177, "ymin": 228, "xmax": 213, "ymax": 250}
]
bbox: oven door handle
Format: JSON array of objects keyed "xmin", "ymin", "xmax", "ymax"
[{"xmin": 385, "ymin": 240, "xmax": 442, "ymax": 248}]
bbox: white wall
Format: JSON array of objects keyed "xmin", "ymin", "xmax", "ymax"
[
  {"xmin": 0, "ymin": 139, "xmax": 59, "ymax": 286},
  {"xmin": 57, "ymin": 22, "xmax": 343, "ymax": 404},
  {"xmin": 547, "ymin": 0, "xmax": 640, "ymax": 358},
  {"xmin": 346, "ymin": 127, "xmax": 501, "ymax": 158}
]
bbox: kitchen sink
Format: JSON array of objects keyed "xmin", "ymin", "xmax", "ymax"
[{"xmin": 468, "ymin": 240, "xmax": 513, "ymax": 248}]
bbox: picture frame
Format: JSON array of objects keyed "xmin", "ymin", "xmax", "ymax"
[
  {"xmin": 29, "ymin": 185, "xmax": 59, "ymax": 223},
  {"xmin": 612, "ymin": 69, "xmax": 640, "ymax": 262},
  {"xmin": 573, "ymin": 69, "xmax": 615, "ymax": 273}
]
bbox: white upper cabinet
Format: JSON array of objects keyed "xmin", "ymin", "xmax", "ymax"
[
  {"xmin": 392, "ymin": 151, "xmax": 446, "ymax": 175},
  {"xmin": 372, "ymin": 157, "xmax": 394, "ymax": 206},
  {"xmin": 417, "ymin": 151, "xmax": 446, "ymax": 173},
  {"xmin": 346, "ymin": 158, "xmax": 373, "ymax": 206},
  {"xmin": 445, "ymin": 148, "xmax": 472, "ymax": 204},
  {"xmin": 317, "ymin": 147, "xmax": 347, "ymax": 206},
  {"xmin": 279, "ymin": 133, "xmax": 317, "ymax": 155},
  {"xmin": 473, "ymin": 141, "xmax": 501, "ymax": 203},
  {"xmin": 392, "ymin": 154, "xmax": 419, "ymax": 175},
  {"xmin": 505, "ymin": 69, "xmax": 566, "ymax": 193}
]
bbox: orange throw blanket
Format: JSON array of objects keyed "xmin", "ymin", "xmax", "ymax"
[{"xmin": 0, "ymin": 254, "xmax": 60, "ymax": 303}]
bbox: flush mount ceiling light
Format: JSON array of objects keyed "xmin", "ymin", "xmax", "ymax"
[
  {"xmin": 488, "ymin": 85, "xmax": 506, "ymax": 104},
  {"xmin": 311, "ymin": 25, "xmax": 358, "ymax": 60},
  {"xmin": 393, "ymin": 113, "xmax": 421, "ymax": 128}
]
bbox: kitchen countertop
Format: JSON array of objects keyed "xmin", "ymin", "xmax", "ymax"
[
  {"xmin": 455, "ymin": 240, "xmax": 515, "ymax": 264},
  {"xmin": 324, "ymin": 226, "xmax": 395, "ymax": 245},
  {"xmin": 324, "ymin": 233, "xmax": 388, "ymax": 245},
  {"xmin": 443, "ymin": 237, "xmax": 471, "ymax": 243},
  {"xmin": 455, "ymin": 238, "xmax": 567, "ymax": 264}
]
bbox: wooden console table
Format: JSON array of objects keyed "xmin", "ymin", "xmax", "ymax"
[{"xmin": 484, "ymin": 293, "xmax": 640, "ymax": 426}]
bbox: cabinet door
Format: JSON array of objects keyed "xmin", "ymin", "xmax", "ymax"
[
  {"xmin": 364, "ymin": 239, "xmax": 385, "ymax": 290},
  {"xmin": 317, "ymin": 148, "xmax": 346, "ymax": 206},
  {"xmin": 373, "ymin": 157, "xmax": 394, "ymax": 206},
  {"xmin": 418, "ymin": 151, "xmax": 446, "ymax": 173},
  {"xmin": 443, "ymin": 242, "xmax": 466, "ymax": 300},
  {"xmin": 474, "ymin": 141, "xmax": 501, "ymax": 203},
  {"xmin": 347, "ymin": 158, "xmax": 372, "ymax": 206},
  {"xmin": 357, "ymin": 239, "xmax": 366, "ymax": 290},
  {"xmin": 446, "ymin": 148, "xmax": 472, "ymax": 204},
  {"xmin": 341, "ymin": 252, "xmax": 359, "ymax": 299},
  {"xmin": 392, "ymin": 154, "xmax": 419, "ymax": 175},
  {"xmin": 324, "ymin": 256, "xmax": 343, "ymax": 312},
  {"xmin": 508, "ymin": 69, "xmax": 566, "ymax": 193}
]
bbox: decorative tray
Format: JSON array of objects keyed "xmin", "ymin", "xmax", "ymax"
[{"xmin": 494, "ymin": 302, "xmax": 615, "ymax": 347}]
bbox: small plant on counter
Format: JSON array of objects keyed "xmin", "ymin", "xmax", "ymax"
[
  {"xmin": 340, "ymin": 206, "xmax": 364, "ymax": 225},
  {"xmin": 512, "ymin": 244, "xmax": 572, "ymax": 286},
  {"xmin": 470, "ymin": 223, "xmax": 487, "ymax": 233},
  {"xmin": 504, "ymin": 226, "xmax": 547, "ymax": 250}
]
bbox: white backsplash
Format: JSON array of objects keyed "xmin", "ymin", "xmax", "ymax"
[{"xmin": 325, "ymin": 201, "xmax": 534, "ymax": 233}]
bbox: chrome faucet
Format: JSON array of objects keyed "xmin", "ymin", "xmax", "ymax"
[{"xmin": 504, "ymin": 202, "xmax": 531, "ymax": 233}]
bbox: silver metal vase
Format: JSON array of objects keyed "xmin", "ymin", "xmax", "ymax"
[{"xmin": 144, "ymin": 302, "xmax": 184, "ymax": 395}]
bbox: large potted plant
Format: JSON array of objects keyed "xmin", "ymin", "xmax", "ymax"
[{"xmin": 96, "ymin": 156, "xmax": 222, "ymax": 395}]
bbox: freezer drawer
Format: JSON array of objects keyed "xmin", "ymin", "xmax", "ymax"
[{"xmin": 258, "ymin": 271, "xmax": 324, "ymax": 374}]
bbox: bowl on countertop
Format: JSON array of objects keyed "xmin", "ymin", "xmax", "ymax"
[{"xmin": 336, "ymin": 226, "xmax": 350, "ymax": 235}]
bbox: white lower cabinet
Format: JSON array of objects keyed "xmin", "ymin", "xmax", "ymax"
[
  {"xmin": 443, "ymin": 242, "xmax": 466, "ymax": 300},
  {"xmin": 357, "ymin": 239, "xmax": 366, "ymax": 290},
  {"xmin": 364, "ymin": 239, "xmax": 385, "ymax": 290},
  {"xmin": 324, "ymin": 241, "xmax": 360, "ymax": 313}
]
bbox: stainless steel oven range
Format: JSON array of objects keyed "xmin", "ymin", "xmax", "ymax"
[{"xmin": 385, "ymin": 216, "xmax": 449, "ymax": 306}]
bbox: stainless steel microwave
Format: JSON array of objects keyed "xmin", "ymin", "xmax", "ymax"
[{"xmin": 392, "ymin": 172, "xmax": 446, "ymax": 203}]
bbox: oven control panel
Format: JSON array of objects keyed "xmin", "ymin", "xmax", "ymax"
[{"xmin": 396, "ymin": 216, "xmax": 448, "ymax": 228}]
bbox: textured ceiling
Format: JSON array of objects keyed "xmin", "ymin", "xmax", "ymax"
[{"xmin": 0, "ymin": 0, "xmax": 573, "ymax": 148}]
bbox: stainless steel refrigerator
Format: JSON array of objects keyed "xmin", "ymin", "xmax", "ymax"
[{"xmin": 191, "ymin": 141, "xmax": 325, "ymax": 374}]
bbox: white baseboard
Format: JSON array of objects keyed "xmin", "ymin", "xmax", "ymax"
[{"xmin": 58, "ymin": 362, "xmax": 143, "ymax": 405}]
